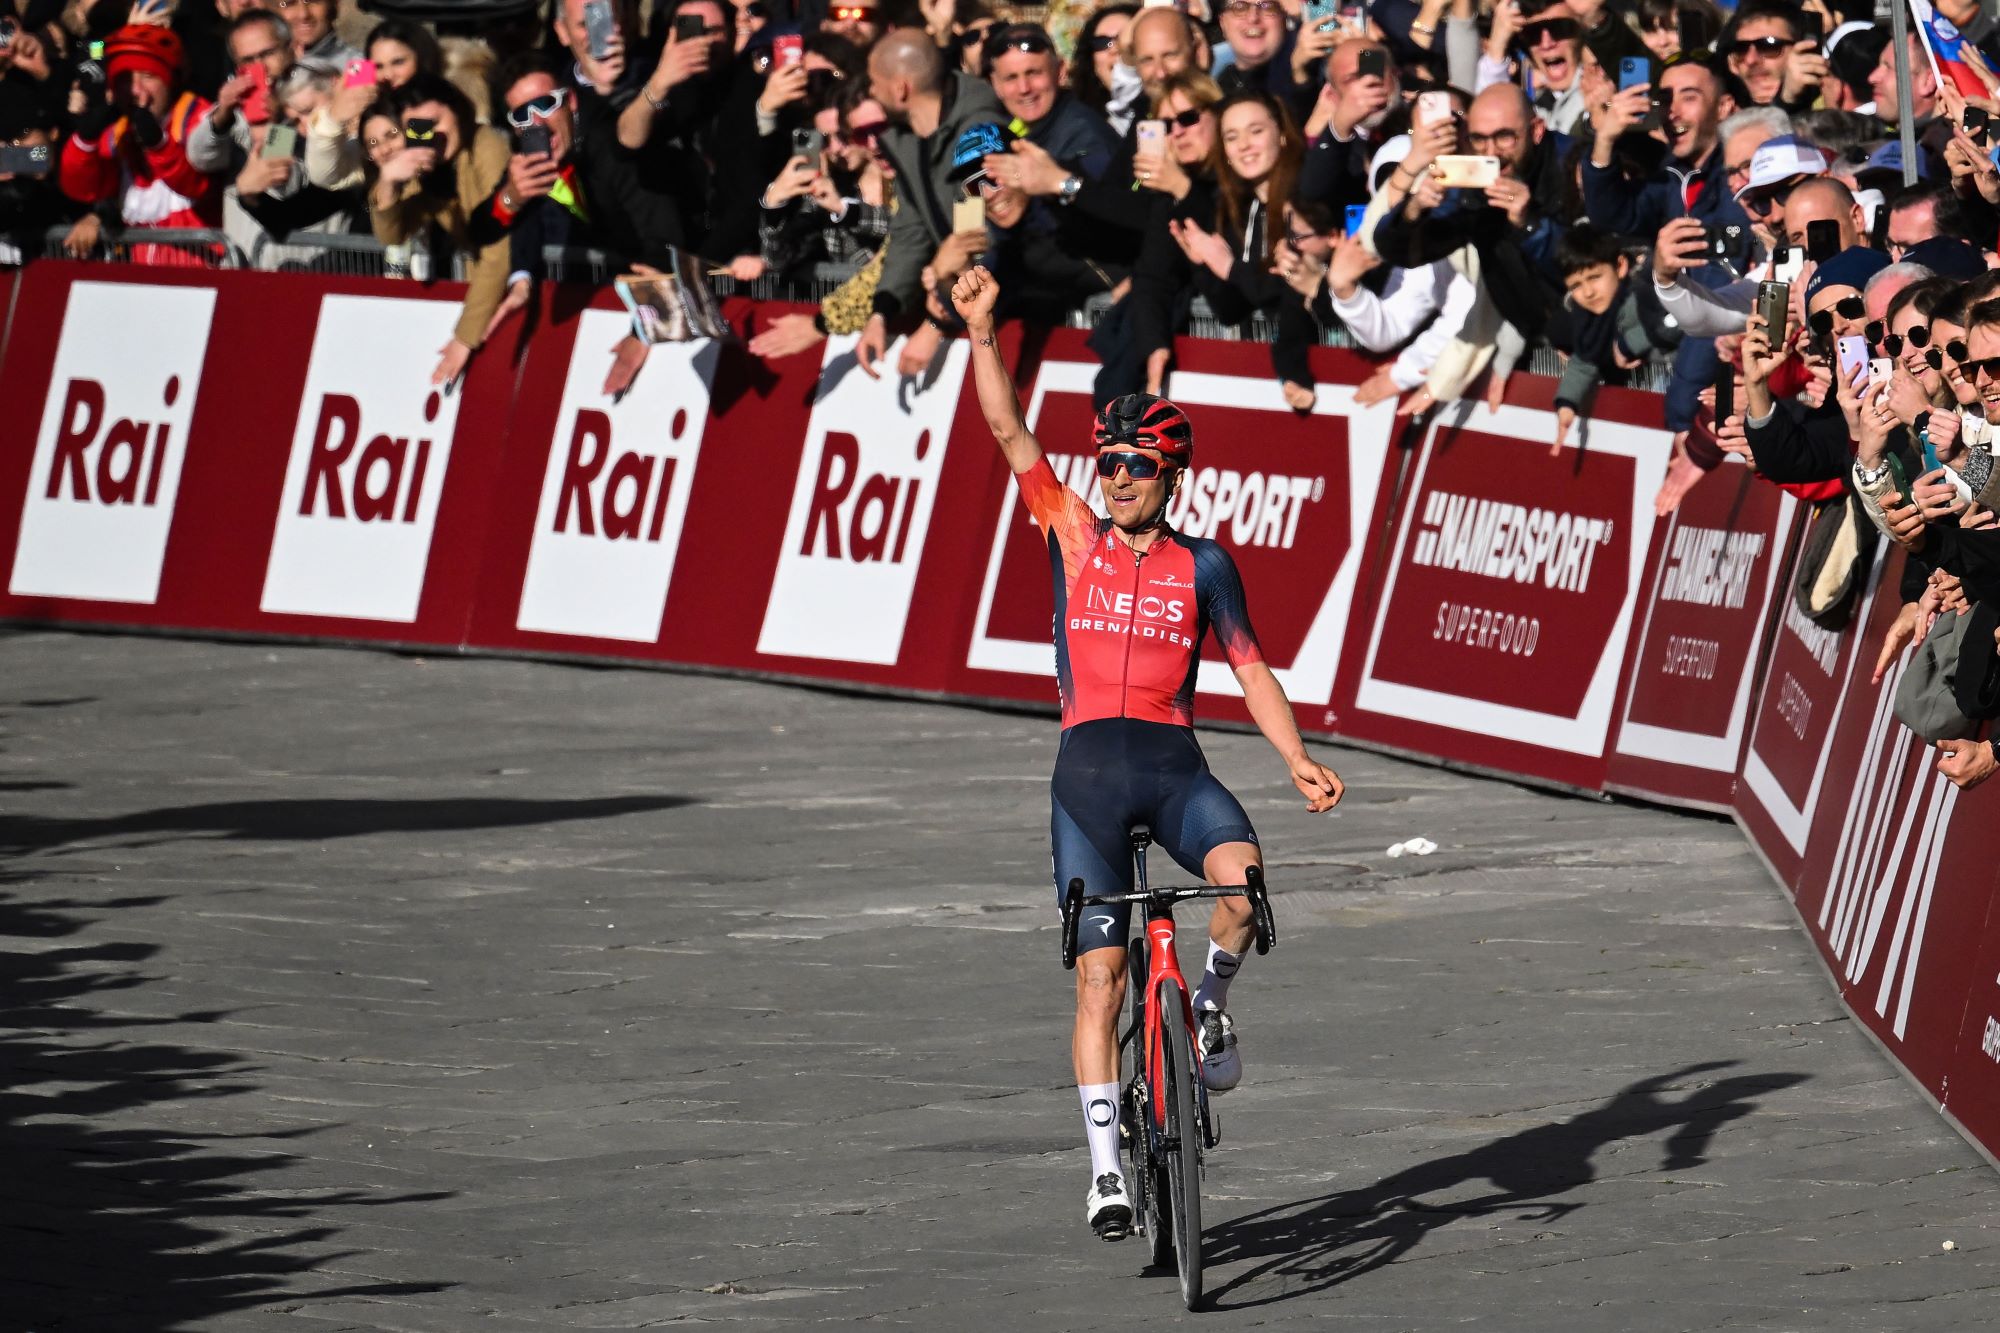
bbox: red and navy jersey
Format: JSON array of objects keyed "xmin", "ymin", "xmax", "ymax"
[{"xmin": 1016, "ymin": 457, "xmax": 1263, "ymax": 730}]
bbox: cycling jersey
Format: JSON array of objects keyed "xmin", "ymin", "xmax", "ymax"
[{"xmin": 1016, "ymin": 457, "xmax": 1264, "ymax": 730}]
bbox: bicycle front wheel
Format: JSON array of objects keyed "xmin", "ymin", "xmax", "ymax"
[{"xmin": 1160, "ymin": 979, "xmax": 1203, "ymax": 1309}]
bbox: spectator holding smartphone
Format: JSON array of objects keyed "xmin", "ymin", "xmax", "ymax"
[
  {"xmin": 59, "ymin": 24, "xmax": 218, "ymax": 265},
  {"xmin": 0, "ymin": 81, "xmax": 80, "ymax": 261},
  {"xmin": 369, "ymin": 73, "xmax": 511, "ymax": 384},
  {"xmin": 756, "ymin": 84, "xmax": 890, "ymax": 280}
]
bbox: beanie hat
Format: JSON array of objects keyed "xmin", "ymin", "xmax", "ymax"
[
  {"xmin": 1805, "ymin": 246, "xmax": 1891, "ymax": 305},
  {"xmin": 103, "ymin": 24, "xmax": 184, "ymax": 85}
]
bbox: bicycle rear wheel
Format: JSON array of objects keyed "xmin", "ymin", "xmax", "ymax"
[{"xmin": 1160, "ymin": 978, "xmax": 1203, "ymax": 1309}]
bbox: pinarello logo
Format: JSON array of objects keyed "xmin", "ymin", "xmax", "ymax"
[
  {"xmin": 10, "ymin": 282, "xmax": 215, "ymax": 604},
  {"xmin": 517, "ymin": 311, "xmax": 713, "ymax": 642},
  {"xmin": 756, "ymin": 333, "xmax": 969, "ymax": 665},
  {"xmin": 261, "ymin": 295, "xmax": 465, "ymax": 622}
]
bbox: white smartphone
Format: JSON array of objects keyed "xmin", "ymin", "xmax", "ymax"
[
  {"xmin": 1433, "ymin": 154, "xmax": 1500, "ymax": 188},
  {"xmin": 1416, "ymin": 91, "xmax": 1452, "ymax": 127}
]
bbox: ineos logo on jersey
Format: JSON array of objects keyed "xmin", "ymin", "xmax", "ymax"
[
  {"xmin": 1410, "ymin": 489, "xmax": 1611, "ymax": 592},
  {"xmin": 758, "ymin": 333, "xmax": 969, "ymax": 665},
  {"xmin": 262, "ymin": 296, "xmax": 465, "ymax": 622},
  {"xmin": 517, "ymin": 312, "xmax": 712, "ymax": 642},
  {"xmin": 1082, "ymin": 586, "xmax": 1187, "ymax": 624},
  {"xmin": 10, "ymin": 282, "xmax": 215, "ymax": 604}
]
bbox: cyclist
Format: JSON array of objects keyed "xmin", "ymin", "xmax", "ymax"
[{"xmin": 949, "ymin": 266, "xmax": 1345, "ymax": 1242}]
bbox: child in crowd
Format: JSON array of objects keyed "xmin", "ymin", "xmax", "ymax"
[{"xmin": 1544, "ymin": 224, "xmax": 1661, "ymax": 453}]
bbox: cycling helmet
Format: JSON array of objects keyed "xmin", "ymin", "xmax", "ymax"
[
  {"xmin": 103, "ymin": 24, "xmax": 186, "ymax": 83},
  {"xmin": 1092, "ymin": 393, "xmax": 1194, "ymax": 464}
]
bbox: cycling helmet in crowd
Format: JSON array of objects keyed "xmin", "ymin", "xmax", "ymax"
[
  {"xmin": 103, "ymin": 24, "xmax": 186, "ymax": 83},
  {"xmin": 1093, "ymin": 394, "xmax": 1193, "ymax": 465}
]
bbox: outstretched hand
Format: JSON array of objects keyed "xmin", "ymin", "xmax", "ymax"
[{"xmin": 1290, "ymin": 754, "xmax": 1344, "ymax": 813}]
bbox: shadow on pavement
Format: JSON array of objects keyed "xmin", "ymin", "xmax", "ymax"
[
  {"xmin": 0, "ymin": 873, "xmax": 457, "ymax": 1330},
  {"xmin": 1201, "ymin": 1061, "xmax": 1808, "ymax": 1309},
  {"xmin": 0, "ymin": 794, "xmax": 696, "ymax": 857}
]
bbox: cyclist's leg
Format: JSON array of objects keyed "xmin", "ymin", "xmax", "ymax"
[
  {"xmin": 1051, "ymin": 798, "xmax": 1132, "ymax": 1086},
  {"xmin": 1153, "ymin": 746, "xmax": 1261, "ymax": 1023}
]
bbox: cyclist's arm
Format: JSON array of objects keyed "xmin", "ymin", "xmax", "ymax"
[
  {"xmin": 1234, "ymin": 661, "xmax": 1344, "ymax": 814},
  {"xmin": 955, "ymin": 269, "xmax": 1044, "ymax": 474}
]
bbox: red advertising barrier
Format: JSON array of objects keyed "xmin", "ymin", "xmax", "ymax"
[{"xmin": 3, "ymin": 263, "xmax": 1998, "ymax": 1165}]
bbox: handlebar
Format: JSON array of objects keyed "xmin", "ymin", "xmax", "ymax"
[{"xmin": 1060, "ymin": 866, "xmax": 1276, "ymax": 969}]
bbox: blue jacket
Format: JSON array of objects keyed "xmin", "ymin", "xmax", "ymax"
[{"xmin": 1580, "ymin": 142, "xmax": 1751, "ymax": 268}]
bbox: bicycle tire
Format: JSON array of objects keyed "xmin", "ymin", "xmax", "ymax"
[
  {"xmin": 1126, "ymin": 937, "xmax": 1172, "ymax": 1269},
  {"xmin": 1160, "ymin": 979, "xmax": 1203, "ymax": 1309}
]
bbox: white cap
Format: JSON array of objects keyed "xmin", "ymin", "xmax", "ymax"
[{"xmin": 1734, "ymin": 134, "xmax": 1831, "ymax": 201}]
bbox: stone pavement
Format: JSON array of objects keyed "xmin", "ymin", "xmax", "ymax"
[{"xmin": 1, "ymin": 629, "xmax": 1995, "ymax": 1332}]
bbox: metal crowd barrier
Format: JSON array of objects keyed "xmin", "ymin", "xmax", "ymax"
[{"xmin": 15, "ymin": 226, "xmax": 1667, "ymax": 385}]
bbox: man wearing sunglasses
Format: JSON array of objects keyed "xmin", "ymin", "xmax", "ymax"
[
  {"xmin": 857, "ymin": 28, "xmax": 1004, "ymax": 379},
  {"xmin": 1741, "ymin": 246, "xmax": 1893, "ymax": 485},
  {"xmin": 949, "ymin": 262, "xmax": 1344, "ymax": 1243},
  {"xmin": 822, "ymin": 1, "xmax": 880, "ymax": 47},
  {"xmin": 1722, "ymin": 3, "xmax": 1803, "ymax": 110}
]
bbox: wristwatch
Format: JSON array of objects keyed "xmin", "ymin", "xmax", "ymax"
[
  {"xmin": 1058, "ymin": 174, "xmax": 1082, "ymax": 205},
  {"xmin": 1856, "ymin": 458, "xmax": 1892, "ymax": 486}
]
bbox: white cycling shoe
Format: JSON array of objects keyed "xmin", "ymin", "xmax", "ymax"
[
  {"xmin": 1086, "ymin": 1171, "xmax": 1133, "ymax": 1241},
  {"xmin": 1199, "ymin": 1009, "xmax": 1242, "ymax": 1093}
]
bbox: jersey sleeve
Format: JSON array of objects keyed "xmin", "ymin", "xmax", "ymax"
[
  {"xmin": 1194, "ymin": 540, "xmax": 1264, "ymax": 670},
  {"xmin": 1015, "ymin": 456, "xmax": 1098, "ymax": 560}
]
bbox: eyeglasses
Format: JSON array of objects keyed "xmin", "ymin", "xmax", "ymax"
[
  {"xmin": 1728, "ymin": 35, "xmax": 1790, "ymax": 56},
  {"xmin": 1465, "ymin": 128, "xmax": 1520, "ymax": 151},
  {"xmin": 1221, "ymin": 0, "xmax": 1282, "ymax": 16},
  {"xmin": 505, "ymin": 89, "xmax": 568, "ymax": 129},
  {"xmin": 1806, "ymin": 295, "xmax": 1865, "ymax": 335},
  {"xmin": 1520, "ymin": 18, "xmax": 1579, "ymax": 43},
  {"xmin": 828, "ymin": 4, "xmax": 877, "ymax": 21},
  {"xmin": 1162, "ymin": 107, "xmax": 1206, "ymax": 129},
  {"xmin": 962, "ymin": 174, "xmax": 1000, "ymax": 198},
  {"xmin": 1096, "ymin": 450, "xmax": 1169, "ymax": 479}
]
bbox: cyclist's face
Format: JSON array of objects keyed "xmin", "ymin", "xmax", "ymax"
[{"xmin": 1098, "ymin": 447, "xmax": 1176, "ymax": 531}]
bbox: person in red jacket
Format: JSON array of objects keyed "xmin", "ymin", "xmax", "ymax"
[{"xmin": 59, "ymin": 25, "xmax": 220, "ymax": 266}]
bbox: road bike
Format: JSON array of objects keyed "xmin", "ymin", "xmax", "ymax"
[{"xmin": 1060, "ymin": 828, "xmax": 1276, "ymax": 1311}]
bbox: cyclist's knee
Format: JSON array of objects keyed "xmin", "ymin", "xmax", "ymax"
[
  {"xmin": 1203, "ymin": 840, "xmax": 1261, "ymax": 889},
  {"xmin": 1075, "ymin": 951, "xmax": 1127, "ymax": 1021}
]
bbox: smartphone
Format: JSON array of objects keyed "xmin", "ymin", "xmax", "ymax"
[
  {"xmin": 582, "ymin": 0, "xmax": 616, "ymax": 59},
  {"xmin": 773, "ymin": 32, "xmax": 803, "ymax": 66},
  {"xmin": 343, "ymin": 57, "xmax": 377, "ymax": 87},
  {"xmin": 1836, "ymin": 334, "xmax": 1869, "ymax": 385},
  {"xmin": 1302, "ymin": 0, "xmax": 1338, "ymax": 25},
  {"xmin": 1135, "ymin": 117, "xmax": 1166, "ymax": 153},
  {"xmin": 1355, "ymin": 46, "xmax": 1386, "ymax": 79},
  {"xmin": 1868, "ymin": 356, "xmax": 1895, "ymax": 392},
  {"xmin": 1434, "ymin": 154, "xmax": 1501, "ymax": 188},
  {"xmin": 1338, "ymin": 1, "xmax": 1366, "ymax": 33},
  {"xmin": 952, "ymin": 194, "xmax": 986, "ymax": 236},
  {"xmin": 791, "ymin": 126, "xmax": 824, "ymax": 172},
  {"xmin": 1965, "ymin": 105, "xmax": 1990, "ymax": 146},
  {"xmin": 1797, "ymin": 9, "xmax": 1824, "ymax": 40},
  {"xmin": 518, "ymin": 123, "xmax": 552, "ymax": 157},
  {"xmin": 1618, "ymin": 56, "xmax": 1650, "ymax": 91},
  {"xmin": 1416, "ymin": 90, "xmax": 1451, "ymax": 126},
  {"xmin": 1757, "ymin": 279, "xmax": 1789, "ymax": 345},
  {"xmin": 1921, "ymin": 427, "xmax": 1943, "ymax": 474},
  {"xmin": 261, "ymin": 123, "xmax": 298, "ymax": 159},
  {"xmin": 0, "ymin": 143, "xmax": 52, "ymax": 175},
  {"xmin": 1713, "ymin": 366, "xmax": 1734, "ymax": 426},
  {"xmin": 240, "ymin": 61, "xmax": 271, "ymax": 125},
  {"xmin": 1806, "ymin": 217, "xmax": 1840, "ymax": 263},
  {"xmin": 1770, "ymin": 243, "xmax": 1804, "ymax": 286},
  {"xmin": 1344, "ymin": 203, "xmax": 1367, "ymax": 238},
  {"xmin": 1707, "ymin": 223, "xmax": 1744, "ymax": 260},
  {"xmin": 0, "ymin": 17, "xmax": 16, "ymax": 49},
  {"xmin": 674, "ymin": 12, "xmax": 707, "ymax": 41},
  {"xmin": 403, "ymin": 116, "xmax": 438, "ymax": 144}
]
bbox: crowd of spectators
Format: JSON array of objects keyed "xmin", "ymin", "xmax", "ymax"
[{"xmin": 15, "ymin": 0, "xmax": 2000, "ymax": 772}]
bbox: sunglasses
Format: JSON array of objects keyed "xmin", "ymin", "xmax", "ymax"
[
  {"xmin": 505, "ymin": 89, "xmax": 567, "ymax": 129},
  {"xmin": 1964, "ymin": 355, "xmax": 2000, "ymax": 381},
  {"xmin": 987, "ymin": 29, "xmax": 1053, "ymax": 56},
  {"xmin": 829, "ymin": 4, "xmax": 877, "ymax": 20},
  {"xmin": 842, "ymin": 118, "xmax": 887, "ymax": 145},
  {"xmin": 1520, "ymin": 18, "xmax": 1580, "ymax": 42},
  {"xmin": 1729, "ymin": 35, "xmax": 1790, "ymax": 56},
  {"xmin": 1163, "ymin": 107, "xmax": 1205, "ymax": 129},
  {"xmin": 1874, "ymin": 324, "xmax": 1931, "ymax": 356},
  {"xmin": 1088, "ymin": 32, "xmax": 1120, "ymax": 50},
  {"xmin": 957, "ymin": 23, "xmax": 996, "ymax": 45},
  {"xmin": 1096, "ymin": 450, "xmax": 1170, "ymax": 479},
  {"xmin": 1947, "ymin": 339, "xmax": 1971, "ymax": 364},
  {"xmin": 1806, "ymin": 295, "xmax": 1865, "ymax": 335}
]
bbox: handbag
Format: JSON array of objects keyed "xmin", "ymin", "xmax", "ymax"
[
  {"xmin": 1894, "ymin": 607, "xmax": 1980, "ymax": 742},
  {"xmin": 1791, "ymin": 489, "xmax": 1877, "ymax": 631}
]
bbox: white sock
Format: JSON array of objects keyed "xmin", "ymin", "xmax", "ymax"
[
  {"xmin": 1078, "ymin": 1082, "xmax": 1122, "ymax": 1179},
  {"xmin": 1192, "ymin": 938, "xmax": 1243, "ymax": 1014}
]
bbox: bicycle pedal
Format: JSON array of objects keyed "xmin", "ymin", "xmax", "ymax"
[{"xmin": 1093, "ymin": 1213, "xmax": 1132, "ymax": 1243}]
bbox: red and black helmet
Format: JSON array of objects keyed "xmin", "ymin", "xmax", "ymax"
[{"xmin": 1093, "ymin": 393, "xmax": 1194, "ymax": 464}]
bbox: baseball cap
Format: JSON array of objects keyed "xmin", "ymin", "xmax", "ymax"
[
  {"xmin": 1805, "ymin": 246, "xmax": 1891, "ymax": 305},
  {"xmin": 950, "ymin": 122, "xmax": 1007, "ymax": 186},
  {"xmin": 1734, "ymin": 135, "xmax": 1830, "ymax": 202},
  {"xmin": 1858, "ymin": 140, "xmax": 1929, "ymax": 186}
]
